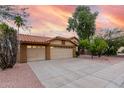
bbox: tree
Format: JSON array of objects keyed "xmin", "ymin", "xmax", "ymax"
[
  {"xmin": 0, "ymin": 6, "xmax": 30, "ymax": 33},
  {"xmin": 0, "ymin": 6, "xmax": 30, "ymax": 69},
  {"xmin": 79, "ymin": 39, "xmax": 89, "ymax": 54},
  {"xmin": 0, "ymin": 23, "xmax": 17, "ymax": 70},
  {"xmin": 67, "ymin": 6, "xmax": 98, "ymax": 39},
  {"xmin": 102, "ymin": 28, "xmax": 124, "ymax": 55},
  {"xmin": 0, "ymin": 6, "xmax": 29, "ymax": 25},
  {"xmin": 79, "ymin": 38, "xmax": 89, "ymax": 49},
  {"xmin": 80, "ymin": 36, "xmax": 108, "ymax": 58},
  {"xmin": 93, "ymin": 37, "xmax": 108, "ymax": 57},
  {"xmin": 14, "ymin": 15, "xmax": 25, "ymax": 63},
  {"xmin": 0, "ymin": 6, "xmax": 16, "ymax": 22},
  {"xmin": 14, "ymin": 16, "xmax": 25, "ymax": 32}
]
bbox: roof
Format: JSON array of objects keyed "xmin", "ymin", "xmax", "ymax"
[
  {"xmin": 18, "ymin": 34, "xmax": 78, "ymax": 45},
  {"xmin": 69, "ymin": 37, "xmax": 79, "ymax": 41},
  {"xmin": 18, "ymin": 34, "xmax": 52, "ymax": 44},
  {"xmin": 50, "ymin": 36, "xmax": 78, "ymax": 45}
]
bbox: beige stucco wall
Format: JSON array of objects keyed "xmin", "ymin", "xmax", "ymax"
[
  {"xmin": 51, "ymin": 40, "xmax": 75, "ymax": 46},
  {"xmin": 50, "ymin": 40, "xmax": 62, "ymax": 45},
  {"xmin": 65, "ymin": 41, "xmax": 74, "ymax": 46},
  {"xmin": 20, "ymin": 45, "xmax": 27, "ymax": 63}
]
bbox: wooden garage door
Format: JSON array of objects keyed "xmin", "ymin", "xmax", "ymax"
[
  {"xmin": 51, "ymin": 47, "xmax": 73, "ymax": 60},
  {"xmin": 27, "ymin": 46, "xmax": 45, "ymax": 62}
]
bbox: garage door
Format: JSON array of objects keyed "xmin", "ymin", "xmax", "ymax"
[
  {"xmin": 51, "ymin": 47, "xmax": 73, "ymax": 60},
  {"xmin": 27, "ymin": 46, "xmax": 45, "ymax": 62}
]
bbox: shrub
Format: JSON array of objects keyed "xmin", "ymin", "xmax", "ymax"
[
  {"xmin": 93, "ymin": 37, "xmax": 108, "ymax": 57},
  {"xmin": 0, "ymin": 23, "xmax": 18, "ymax": 70},
  {"xmin": 80, "ymin": 36, "xmax": 108, "ymax": 58},
  {"xmin": 79, "ymin": 39, "xmax": 89, "ymax": 49},
  {"xmin": 102, "ymin": 28, "xmax": 124, "ymax": 55},
  {"xmin": 104, "ymin": 46, "xmax": 117, "ymax": 55}
]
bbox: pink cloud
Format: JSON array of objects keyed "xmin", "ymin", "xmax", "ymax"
[
  {"xmin": 20, "ymin": 5, "xmax": 124, "ymax": 37},
  {"xmin": 98, "ymin": 5, "xmax": 124, "ymax": 29}
]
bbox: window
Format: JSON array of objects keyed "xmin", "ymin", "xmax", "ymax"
[
  {"xmin": 27, "ymin": 45, "xmax": 32, "ymax": 48},
  {"xmin": 33, "ymin": 46, "xmax": 37, "ymax": 48},
  {"xmin": 51, "ymin": 47, "xmax": 54, "ymax": 48},
  {"xmin": 62, "ymin": 40, "xmax": 65, "ymax": 45},
  {"xmin": 42, "ymin": 46, "xmax": 45, "ymax": 48}
]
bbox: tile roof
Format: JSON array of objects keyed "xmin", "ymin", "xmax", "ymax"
[
  {"xmin": 69, "ymin": 37, "xmax": 79, "ymax": 41},
  {"xmin": 18, "ymin": 34, "xmax": 78, "ymax": 45},
  {"xmin": 18, "ymin": 34, "xmax": 52, "ymax": 44}
]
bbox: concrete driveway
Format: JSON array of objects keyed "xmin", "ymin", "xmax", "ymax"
[{"xmin": 28, "ymin": 58, "xmax": 124, "ymax": 88}]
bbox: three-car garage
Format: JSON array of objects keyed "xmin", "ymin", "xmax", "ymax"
[
  {"xmin": 18, "ymin": 34, "xmax": 78, "ymax": 63},
  {"xmin": 26, "ymin": 46, "xmax": 74, "ymax": 62}
]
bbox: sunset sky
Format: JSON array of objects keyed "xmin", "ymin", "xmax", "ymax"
[{"xmin": 21, "ymin": 5, "xmax": 124, "ymax": 37}]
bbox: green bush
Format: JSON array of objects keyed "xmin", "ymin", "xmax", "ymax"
[
  {"xmin": 79, "ymin": 39, "xmax": 89, "ymax": 49},
  {"xmin": 80, "ymin": 36, "xmax": 108, "ymax": 58},
  {"xmin": 104, "ymin": 46, "xmax": 117, "ymax": 55},
  {"xmin": 102, "ymin": 28, "xmax": 124, "ymax": 56},
  {"xmin": 94, "ymin": 37, "xmax": 108, "ymax": 57}
]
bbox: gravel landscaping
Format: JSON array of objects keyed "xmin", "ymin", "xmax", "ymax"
[{"xmin": 0, "ymin": 63, "xmax": 45, "ymax": 88}]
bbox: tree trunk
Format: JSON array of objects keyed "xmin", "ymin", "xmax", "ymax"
[
  {"xmin": 17, "ymin": 27, "xmax": 20, "ymax": 63},
  {"xmin": 91, "ymin": 53, "xmax": 93, "ymax": 59},
  {"xmin": 98, "ymin": 53, "xmax": 101, "ymax": 58}
]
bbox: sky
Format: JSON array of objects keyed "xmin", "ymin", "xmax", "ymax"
[{"xmin": 21, "ymin": 5, "xmax": 124, "ymax": 37}]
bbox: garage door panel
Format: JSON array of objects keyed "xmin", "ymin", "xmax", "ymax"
[
  {"xmin": 51, "ymin": 47, "xmax": 73, "ymax": 59},
  {"xmin": 27, "ymin": 47, "xmax": 45, "ymax": 62}
]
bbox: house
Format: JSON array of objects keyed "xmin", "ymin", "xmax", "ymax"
[{"xmin": 17, "ymin": 34, "xmax": 78, "ymax": 63}]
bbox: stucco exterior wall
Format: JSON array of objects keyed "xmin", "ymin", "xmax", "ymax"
[
  {"xmin": 20, "ymin": 45, "xmax": 27, "ymax": 63},
  {"xmin": 50, "ymin": 40, "xmax": 62, "ymax": 45},
  {"xmin": 65, "ymin": 41, "xmax": 74, "ymax": 46}
]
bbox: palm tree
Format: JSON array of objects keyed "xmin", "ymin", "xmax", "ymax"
[
  {"xmin": 14, "ymin": 15, "xmax": 25, "ymax": 62},
  {"xmin": 14, "ymin": 16, "xmax": 24, "ymax": 33}
]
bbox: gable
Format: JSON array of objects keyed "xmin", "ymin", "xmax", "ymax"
[
  {"xmin": 65, "ymin": 41, "xmax": 74, "ymax": 46},
  {"xmin": 71, "ymin": 38, "xmax": 79, "ymax": 44},
  {"xmin": 50, "ymin": 39, "xmax": 76, "ymax": 46},
  {"xmin": 50, "ymin": 40, "xmax": 62, "ymax": 45}
]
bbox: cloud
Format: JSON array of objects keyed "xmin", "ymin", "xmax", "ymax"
[
  {"xmin": 20, "ymin": 5, "xmax": 124, "ymax": 37},
  {"xmin": 98, "ymin": 5, "xmax": 124, "ymax": 29},
  {"xmin": 28, "ymin": 6, "xmax": 75, "ymax": 30},
  {"xmin": 25, "ymin": 5, "xmax": 77, "ymax": 37}
]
